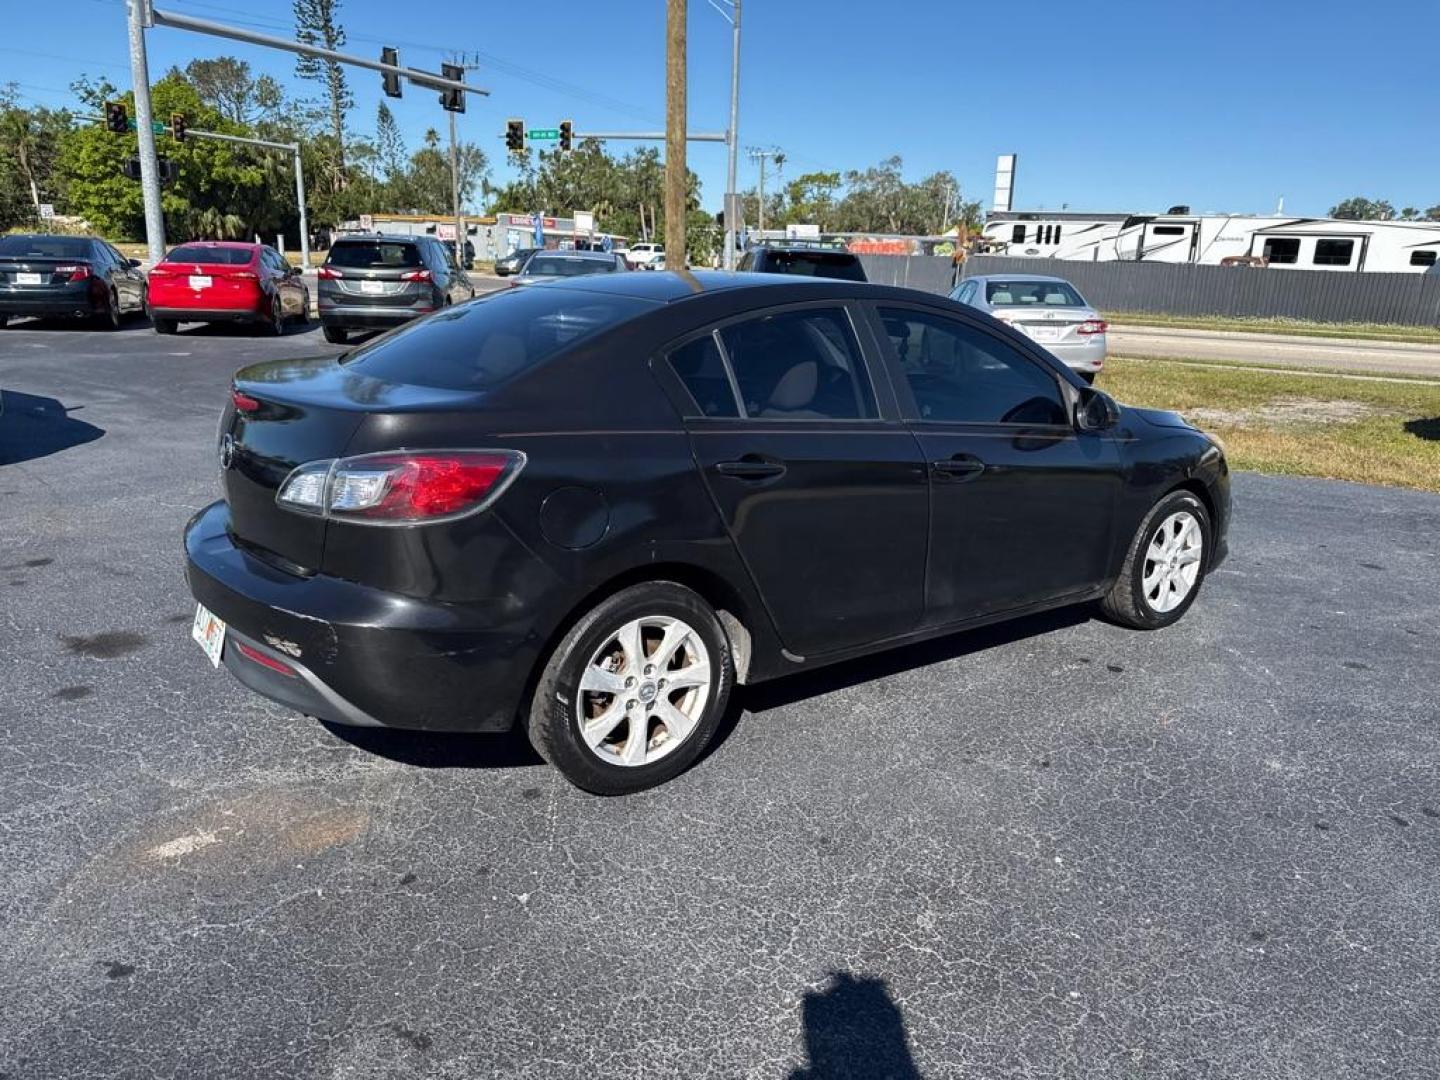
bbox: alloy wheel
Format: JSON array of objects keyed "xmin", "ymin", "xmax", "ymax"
[
  {"xmin": 1142, "ymin": 511, "xmax": 1203, "ymax": 613},
  {"xmin": 575, "ymin": 615, "xmax": 712, "ymax": 768}
]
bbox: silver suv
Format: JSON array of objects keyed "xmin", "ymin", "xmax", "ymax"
[{"xmin": 317, "ymin": 235, "xmax": 474, "ymax": 344}]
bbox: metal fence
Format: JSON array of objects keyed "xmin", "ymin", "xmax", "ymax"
[
  {"xmin": 853, "ymin": 254, "xmax": 1440, "ymax": 326},
  {"xmin": 958, "ymin": 256, "xmax": 1440, "ymax": 327}
]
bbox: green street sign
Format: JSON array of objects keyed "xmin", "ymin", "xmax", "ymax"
[
  {"xmin": 528, "ymin": 128, "xmax": 559, "ymax": 140},
  {"xmin": 124, "ymin": 120, "xmax": 166, "ymax": 134}
]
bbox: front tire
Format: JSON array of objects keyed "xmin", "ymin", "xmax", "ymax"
[
  {"xmin": 527, "ymin": 582, "xmax": 734, "ymax": 795},
  {"xmin": 1099, "ymin": 490, "xmax": 1211, "ymax": 630}
]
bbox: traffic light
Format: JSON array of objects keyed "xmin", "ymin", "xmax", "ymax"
[
  {"xmin": 440, "ymin": 62, "xmax": 464, "ymax": 113},
  {"xmin": 558, "ymin": 120, "xmax": 573, "ymax": 152},
  {"xmin": 122, "ymin": 157, "xmax": 142, "ymax": 181},
  {"xmin": 160, "ymin": 158, "xmax": 179, "ymax": 184},
  {"xmin": 105, "ymin": 101, "xmax": 128, "ymax": 134},
  {"xmin": 380, "ymin": 47, "xmax": 401, "ymax": 98},
  {"xmin": 171, "ymin": 113, "xmax": 186, "ymax": 142},
  {"xmin": 505, "ymin": 118, "xmax": 525, "ymax": 153}
]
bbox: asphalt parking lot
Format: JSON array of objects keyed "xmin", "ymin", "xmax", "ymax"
[{"xmin": 2, "ymin": 317, "xmax": 1438, "ymax": 1079}]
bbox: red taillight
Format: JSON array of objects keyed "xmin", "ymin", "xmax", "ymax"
[
  {"xmin": 148, "ymin": 266, "xmax": 173, "ymax": 278},
  {"xmin": 234, "ymin": 640, "xmax": 297, "ymax": 677},
  {"xmin": 276, "ymin": 450, "xmax": 526, "ymax": 525},
  {"xmin": 1077, "ymin": 319, "xmax": 1109, "ymax": 336},
  {"xmin": 316, "ymin": 266, "xmax": 343, "ymax": 279},
  {"xmin": 55, "ymin": 263, "xmax": 91, "ymax": 282},
  {"xmin": 400, "ymin": 269, "xmax": 433, "ymax": 283},
  {"xmin": 231, "ymin": 388, "xmax": 261, "ymax": 412},
  {"xmin": 226, "ymin": 270, "xmax": 259, "ymax": 280}
]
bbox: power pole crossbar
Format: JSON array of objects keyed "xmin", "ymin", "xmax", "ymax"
[{"xmin": 575, "ymin": 131, "xmax": 727, "ymax": 142}]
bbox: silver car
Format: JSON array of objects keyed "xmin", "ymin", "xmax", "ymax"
[{"xmin": 950, "ymin": 274, "xmax": 1107, "ymax": 382}]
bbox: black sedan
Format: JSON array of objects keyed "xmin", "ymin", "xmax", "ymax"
[
  {"xmin": 0, "ymin": 234, "xmax": 148, "ymax": 329},
  {"xmin": 185, "ymin": 271, "xmax": 1230, "ymax": 794}
]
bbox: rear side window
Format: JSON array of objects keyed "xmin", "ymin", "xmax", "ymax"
[
  {"xmin": 668, "ymin": 333, "xmax": 739, "ymax": 418},
  {"xmin": 1262, "ymin": 237, "xmax": 1300, "ymax": 264},
  {"xmin": 1313, "ymin": 239, "xmax": 1354, "ymax": 266},
  {"xmin": 718, "ymin": 308, "xmax": 876, "ymax": 420},
  {"xmin": 341, "ymin": 287, "xmax": 654, "ymax": 390},
  {"xmin": 878, "ymin": 307, "xmax": 1068, "ymax": 426},
  {"xmin": 326, "ymin": 241, "xmax": 422, "ymax": 269},
  {"xmin": 166, "ymin": 245, "xmax": 253, "ymax": 265}
]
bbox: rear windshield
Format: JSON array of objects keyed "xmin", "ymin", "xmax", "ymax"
[
  {"xmin": 326, "ymin": 241, "xmax": 422, "ymax": 269},
  {"xmin": 763, "ymin": 250, "xmax": 866, "ymax": 282},
  {"xmin": 985, "ymin": 280, "xmax": 1086, "ymax": 307},
  {"xmin": 340, "ymin": 287, "xmax": 654, "ymax": 390},
  {"xmin": 0, "ymin": 235, "xmax": 92, "ymax": 259},
  {"xmin": 164, "ymin": 245, "xmax": 253, "ymax": 265},
  {"xmin": 524, "ymin": 255, "xmax": 617, "ymax": 277}
]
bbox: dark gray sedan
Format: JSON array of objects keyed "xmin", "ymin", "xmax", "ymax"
[
  {"xmin": 0, "ymin": 234, "xmax": 147, "ymax": 329},
  {"xmin": 316, "ymin": 234, "xmax": 474, "ymax": 344},
  {"xmin": 510, "ymin": 250, "xmax": 627, "ymax": 285}
]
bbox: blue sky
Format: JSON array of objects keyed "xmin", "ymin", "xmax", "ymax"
[{"xmin": 5, "ymin": 0, "xmax": 1439, "ymax": 217}]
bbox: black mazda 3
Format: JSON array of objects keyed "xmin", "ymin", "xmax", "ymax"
[{"xmin": 185, "ymin": 271, "xmax": 1229, "ymax": 793}]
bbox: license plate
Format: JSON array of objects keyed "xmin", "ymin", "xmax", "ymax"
[
  {"xmin": 360, "ymin": 279, "xmax": 385, "ymax": 295},
  {"xmin": 1030, "ymin": 326, "xmax": 1061, "ymax": 342},
  {"xmin": 16, "ymin": 272, "xmax": 42, "ymax": 285},
  {"xmin": 191, "ymin": 602, "xmax": 226, "ymax": 668},
  {"xmin": 189, "ymin": 275, "xmax": 212, "ymax": 289}
]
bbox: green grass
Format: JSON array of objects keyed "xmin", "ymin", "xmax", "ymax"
[
  {"xmin": 1105, "ymin": 312, "xmax": 1440, "ymax": 345},
  {"xmin": 1098, "ymin": 358, "xmax": 1440, "ymax": 493}
]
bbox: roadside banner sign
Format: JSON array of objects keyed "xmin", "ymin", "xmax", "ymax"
[
  {"xmin": 437, "ymin": 223, "xmax": 457, "ymax": 241},
  {"xmin": 532, "ymin": 212, "xmax": 544, "ymax": 247},
  {"xmin": 358, "ymin": 214, "xmax": 373, "ymax": 230},
  {"xmin": 574, "ymin": 210, "xmax": 594, "ymax": 236}
]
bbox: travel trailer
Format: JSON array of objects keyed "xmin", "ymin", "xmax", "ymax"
[{"xmin": 983, "ymin": 209, "xmax": 1440, "ymax": 273}]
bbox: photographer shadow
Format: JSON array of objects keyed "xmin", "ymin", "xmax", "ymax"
[{"xmin": 788, "ymin": 971, "xmax": 922, "ymax": 1080}]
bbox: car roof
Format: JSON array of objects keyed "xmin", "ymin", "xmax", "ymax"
[
  {"xmin": 332, "ymin": 233, "xmax": 423, "ymax": 244},
  {"xmin": 527, "ymin": 250, "xmax": 616, "ymax": 262},
  {"xmin": 525, "ymin": 269, "xmax": 952, "ymax": 305},
  {"xmin": 755, "ymin": 243, "xmax": 856, "ymax": 255},
  {"xmin": 167, "ymin": 240, "xmax": 260, "ymax": 249},
  {"xmin": 968, "ymin": 274, "xmax": 1075, "ymax": 284}
]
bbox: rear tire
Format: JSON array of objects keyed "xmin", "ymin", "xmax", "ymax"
[
  {"xmin": 322, "ymin": 325, "xmax": 347, "ymax": 345},
  {"xmin": 1099, "ymin": 490, "xmax": 1211, "ymax": 630},
  {"xmin": 97, "ymin": 291, "xmax": 121, "ymax": 331},
  {"xmin": 266, "ymin": 296, "xmax": 284, "ymax": 336},
  {"xmin": 152, "ymin": 317, "xmax": 178, "ymax": 335},
  {"xmin": 527, "ymin": 581, "xmax": 734, "ymax": 795}
]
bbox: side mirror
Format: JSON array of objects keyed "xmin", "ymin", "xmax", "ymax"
[
  {"xmin": 129, "ymin": 258, "xmax": 142, "ymax": 268},
  {"xmin": 1076, "ymin": 386, "xmax": 1120, "ymax": 432}
]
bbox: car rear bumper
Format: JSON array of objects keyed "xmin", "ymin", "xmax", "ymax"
[
  {"xmin": 1041, "ymin": 336, "xmax": 1107, "ymax": 371},
  {"xmin": 149, "ymin": 306, "xmax": 264, "ymax": 323},
  {"xmin": 317, "ymin": 304, "xmax": 432, "ymax": 330},
  {"xmin": 0, "ymin": 287, "xmax": 104, "ymax": 318},
  {"xmin": 183, "ymin": 500, "xmax": 534, "ymax": 733}
]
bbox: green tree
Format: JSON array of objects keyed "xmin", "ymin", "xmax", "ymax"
[
  {"xmin": 1329, "ymin": 196, "xmax": 1395, "ymax": 221},
  {"xmin": 184, "ymin": 57, "xmax": 283, "ymax": 126},
  {"xmin": 292, "ymin": 0, "xmax": 351, "ymax": 191},
  {"xmin": 0, "ymin": 86, "xmax": 71, "ymax": 227},
  {"xmin": 375, "ymin": 101, "xmax": 405, "ymax": 180}
]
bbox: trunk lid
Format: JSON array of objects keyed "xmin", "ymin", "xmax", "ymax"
[
  {"xmin": 0, "ymin": 257, "xmax": 92, "ymax": 289},
  {"xmin": 321, "ymin": 239, "xmax": 429, "ymax": 307},
  {"xmin": 1002, "ymin": 307, "xmax": 1098, "ymax": 347},
  {"xmin": 151, "ymin": 252, "xmax": 260, "ymax": 303},
  {"xmin": 223, "ymin": 355, "xmax": 482, "ymax": 571}
]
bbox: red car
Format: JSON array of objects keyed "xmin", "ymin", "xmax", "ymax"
[{"xmin": 147, "ymin": 242, "xmax": 309, "ymax": 335}]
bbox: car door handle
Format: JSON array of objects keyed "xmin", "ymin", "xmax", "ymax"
[
  {"xmin": 931, "ymin": 454, "xmax": 986, "ymax": 481},
  {"xmin": 715, "ymin": 457, "xmax": 787, "ymax": 481}
]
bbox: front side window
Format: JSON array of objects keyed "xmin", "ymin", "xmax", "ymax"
[
  {"xmin": 1010, "ymin": 224, "xmax": 1026, "ymax": 244},
  {"xmin": 1262, "ymin": 237, "xmax": 1300, "ymax": 264},
  {"xmin": 1313, "ymin": 239, "xmax": 1355, "ymax": 266},
  {"xmin": 878, "ymin": 307, "xmax": 1068, "ymax": 426},
  {"xmin": 718, "ymin": 308, "xmax": 876, "ymax": 420}
]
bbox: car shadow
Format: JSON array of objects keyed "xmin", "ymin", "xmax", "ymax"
[
  {"xmin": 788, "ymin": 971, "xmax": 922, "ymax": 1080},
  {"xmin": 320, "ymin": 720, "xmax": 545, "ymax": 770},
  {"xmin": 0, "ymin": 391, "xmax": 106, "ymax": 465},
  {"xmin": 706, "ymin": 605, "xmax": 1092, "ymax": 759},
  {"xmin": 3, "ymin": 314, "xmax": 151, "ymax": 333},
  {"xmin": 1404, "ymin": 417, "xmax": 1440, "ymax": 441},
  {"xmin": 174, "ymin": 320, "xmax": 321, "ymax": 339}
]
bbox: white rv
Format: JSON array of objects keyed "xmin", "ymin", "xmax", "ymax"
[{"xmin": 984, "ymin": 210, "xmax": 1440, "ymax": 273}]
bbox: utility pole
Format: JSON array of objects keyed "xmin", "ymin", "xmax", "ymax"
[
  {"xmin": 711, "ymin": 0, "xmax": 742, "ymax": 270},
  {"xmin": 126, "ymin": 0, "xmax": 165, "ymax": 264},
  {"xmin": 446, "ymin": 53, "xmax": 480, "ymax": 268},
  {"xmin": 749, "ymin": 147, "xmax": 780, "ymax": 236},
  {"xmin": 665, "ymin": 0, "xmax": 687, "ymax": 266}
]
